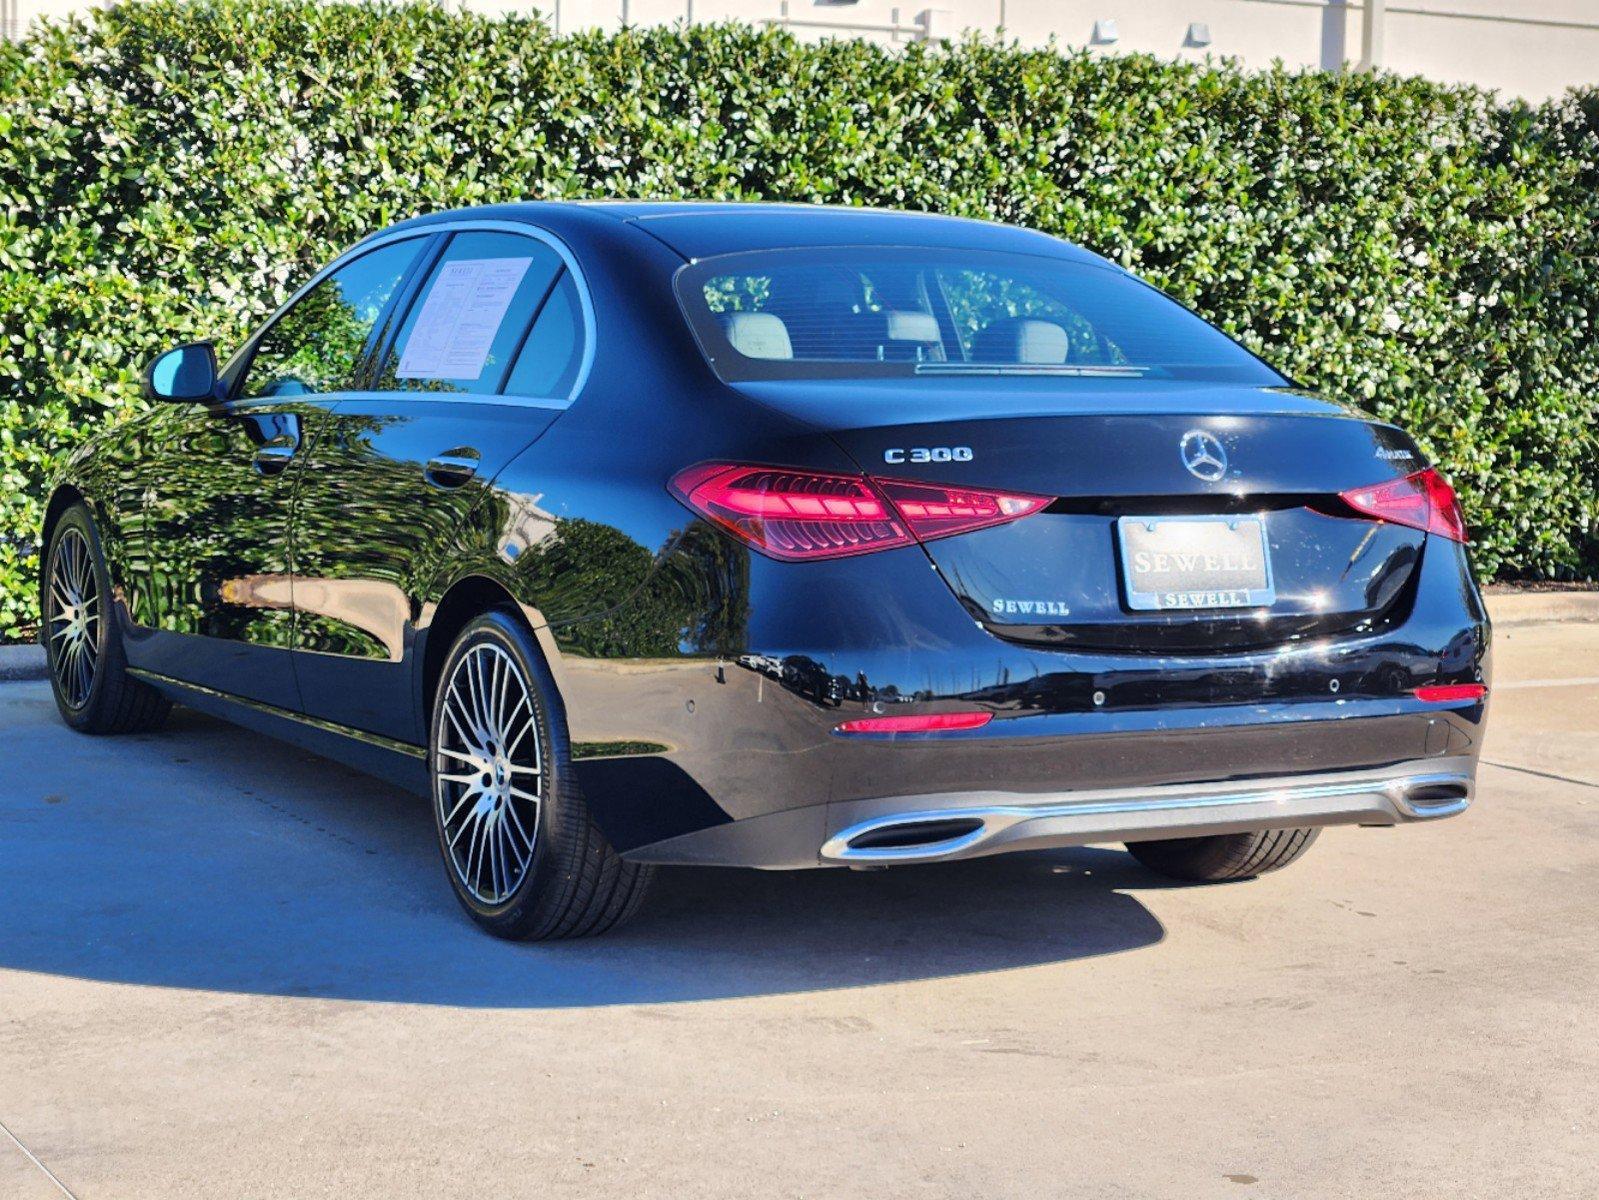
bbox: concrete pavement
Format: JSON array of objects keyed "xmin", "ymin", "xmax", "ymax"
[{"xmin": 0, "ymin": 623, "xmax": 1595, "ymax": 1198}]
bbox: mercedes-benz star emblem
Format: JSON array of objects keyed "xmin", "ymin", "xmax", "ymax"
[{"xmin": 1179, "ymin": 430, "xmax": 1228, "ymax": 482}]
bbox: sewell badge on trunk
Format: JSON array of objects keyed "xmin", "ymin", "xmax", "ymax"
[{"xmin": 1117, "ymin": 515, "xmax": 1276, "ymax": 611}]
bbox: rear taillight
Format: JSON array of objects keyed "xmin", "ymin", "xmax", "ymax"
[
  {"xmin": 1338, "ymin": 467, "xmax": 1468, "ymax": 543},
  {"xmin": 874, "ymin": 479, "xmax": 1050, "ymax": 541},
  {"xmin": 670, "ymin": 463, "xmax": 1049, "ymax": 562}
]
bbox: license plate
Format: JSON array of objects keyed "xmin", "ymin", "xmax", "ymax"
[{"xmin": 1116, "ymin": 515, "xmax": 1275, "ymax": 611}]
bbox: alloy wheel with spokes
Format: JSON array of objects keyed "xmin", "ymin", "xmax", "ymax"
[
  {"xmin": 41, "ymin": 505, "xmax": 169, "ymax": 735},
  {"xmin": 435, "ymin": 641, "xmax": 544, "ymax": 907},
  {"xmin": 429, "ymin": 609, "xmax": 653, "ymax": 940},
  {"xmin": 47, "ymin": 526, "xmax": 102, "ymax": 709}
]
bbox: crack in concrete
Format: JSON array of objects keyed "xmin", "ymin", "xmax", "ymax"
[
  {"xmin": 1495, "ymin": 676, "xmax": 1599, "ymax": 690},
  {"xmin": 0, "ymin": 1117, "xmax": 78, "ymax": 1200},
  {"xmin": 1482, "ymin": 760, "xmax": 1599, "ymax": 791}
]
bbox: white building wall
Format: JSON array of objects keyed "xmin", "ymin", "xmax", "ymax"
[
  {"xmin": 469, "ymin": 0, "xmax": 1599, "ymax": 100},
  {"xmin": 8, "ymin": 0, "xmax": 1598, "ymax": 100}
]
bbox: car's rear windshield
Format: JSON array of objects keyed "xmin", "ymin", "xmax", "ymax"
[{"xmin": 675, "ymin": 247, "xmax": 1285, "ymax": 386}]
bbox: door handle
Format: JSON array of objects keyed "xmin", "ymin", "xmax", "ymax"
[
  {"xmin": 425, "ymin": 448, "xmax": 481, "ymax": 490},
  {"xmin": 253, "ymin": 439, "xmax": 298, "ymax": 477}
]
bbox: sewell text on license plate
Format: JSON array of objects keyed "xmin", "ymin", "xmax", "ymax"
[{"xmin": 1116, "ymin": 515, "xmax": 1276, "ymax": 611}]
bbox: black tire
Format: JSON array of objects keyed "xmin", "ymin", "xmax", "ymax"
[
  {"xmin": 1126, "ymin": 827, "xmax": 1320, "ymax": 883},
  {"xmin": 428, "ymin": 608, "xmax": 653, "ymax": 940},
  {"xmin": 41, "ymin": 504, "xmax": 171, "ymax": 735}
]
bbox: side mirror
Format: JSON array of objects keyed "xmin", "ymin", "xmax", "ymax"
[{"xmin": 142, "ymin": 341, "xmax": 218, "ymax": 403}]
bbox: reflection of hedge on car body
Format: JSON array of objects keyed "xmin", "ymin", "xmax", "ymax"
[
  {"xmin": 497, "ymin": 510, "xmax": 752, "ymax": 661},
  {"xmin": 3, "ymin": 1, "xmax": 1597, "ymax": 637}
]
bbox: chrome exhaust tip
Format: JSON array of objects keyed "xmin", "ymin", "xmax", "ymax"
[
  {"xmin": 843, "ymin": 817, "xmax": 986, "ymax": 854},
  {"xmin": 1390, "ymin": 775, "xmax": 1472, "ymax": 819}
]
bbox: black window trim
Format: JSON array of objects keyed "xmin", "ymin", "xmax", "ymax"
[{"xmin": 356, "ymin": 231, "xmax": 450, "ymax": 391}]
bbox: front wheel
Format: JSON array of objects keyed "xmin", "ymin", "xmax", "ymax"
[
  {"xmin": 42, "ymin": 504, "xmax": 170, "ymax": 734},
  {"xmin": 1126, "ymin": 827, "xmax": 1320, "ymax": 882},
  {"xmin": 429, "ymin": 609, "xmax": 653, "ymax": 940}
]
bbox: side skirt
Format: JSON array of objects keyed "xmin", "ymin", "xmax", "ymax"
[{"xmin": 127, "ymin": 667, "xmax": 430, "ymax": 797}]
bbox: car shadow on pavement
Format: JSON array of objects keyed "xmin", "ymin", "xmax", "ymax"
[{"xmin": 3, "ymin": 686, "xmax": 1166, "ymax": 1008}]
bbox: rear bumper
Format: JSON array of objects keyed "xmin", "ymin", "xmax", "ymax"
[
  {"xmin": 819, "ymin": 757, "xmax": 1474, "ymax": 866},
  {"xmin": 621, "ymin": 755, "xmax": 1476, "ymax": 868},
  {"xmin": 559, "ymin": 531, "xmax": 1490, "ymax": 868}
]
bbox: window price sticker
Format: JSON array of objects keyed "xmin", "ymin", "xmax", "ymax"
[{"xmin": 398, "ymin": 257, "xmax": 533, "ymax": 380}]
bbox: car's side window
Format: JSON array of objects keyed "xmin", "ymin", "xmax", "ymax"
[
  {"xmin": 503, "ymin": 270, "xmax": 584, "ymax": 399},
  {"xmin": 240, "ymin": 239, "xmax": 424, "ymax": 399},
  {"xmin": 372, "ymin": 232, "xmax": 564, "ymax": 395}
]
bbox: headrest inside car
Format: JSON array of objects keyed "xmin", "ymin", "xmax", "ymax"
[
  {"xmin": 885, "ymin": 311, "xmax": 942, "ymax": 344},
  {"xmin": 723, "ymin": 312, "xmax": 794, "ymax": 360},
  {"xmin": 972, "ymin": 317, "xmax": 1071, "ymax": 364}
]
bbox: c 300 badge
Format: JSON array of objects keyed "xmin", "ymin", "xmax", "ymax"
[{"xmin": 884, "ymin": 446, "xmax": 973, "ymax": 464}]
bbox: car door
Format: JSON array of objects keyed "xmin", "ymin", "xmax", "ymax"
[
  {"xmin": 290, "ymin": 226, "xmax": 587, "ymax": 743},
  {"xmin": 131, "ymin": 236, "xmax": 429, "ymax": 710}
]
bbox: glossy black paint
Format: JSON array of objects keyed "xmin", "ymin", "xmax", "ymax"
[
  {"xmin": 46, "ymin": 202, "xmax": 1491, "ymax": 868},
  {"xmin": 290, "ymin": 396, "xmax": 561, "ymax": 742},
  {"xmin": 130, "ymin": 399, "xmax": 322, "ymax": 711}
]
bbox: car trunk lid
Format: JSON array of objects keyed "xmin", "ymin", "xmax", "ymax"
[{"xmin": 785, "ymin": 389, "xmax": 1434, "ymax": 654}]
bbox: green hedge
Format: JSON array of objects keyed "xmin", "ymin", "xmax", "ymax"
[{"xmin": 2, "ymin": 1, "xmax": 1597, "ymax": 636}]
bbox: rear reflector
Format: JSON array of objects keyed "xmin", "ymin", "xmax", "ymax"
[
  {"xmin": 1339, "ymin": 467, "xmax": 1468, "ymax": 543},
  {"xmin": 671, "ymin": 462, "xmax": 1049, "ymax": 561},
  {"xmin": 834, "ymin": 711, "xmax": 993, "ymax": 735},
  {"xmin": 1413, "ymin": 684, "xmax": 1488, "ymax": 703}
]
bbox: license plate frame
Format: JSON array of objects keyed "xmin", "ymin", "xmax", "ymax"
[{"xmin": 1116, "ymin": 515, "xmax": 1276, "ymax": 612}]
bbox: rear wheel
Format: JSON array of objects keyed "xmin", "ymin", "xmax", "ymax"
[
  {"xmin": 42, "ymin": 504, "xmax": 170, "ymax": 734},
  {"xmin": 1126, "ymin": 827, "xmax": 1320, "ymax": 882},
  {"xmin": 429, "ymin": 609, "xmax": 653, "ymax": 940}
]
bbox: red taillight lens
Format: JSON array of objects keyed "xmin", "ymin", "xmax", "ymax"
[
  {"xmin": 669, "ymin": 463, "xmax": 912, "ymax": 561},
  {"xmin": 1339, "ymin": 467, "xmax": 1468, "ymax": 543},
  {"xmin": 1413, "ymin": 683, "xmax": 1488, "ymax": 703},
  {"xmin": 875, "ymin": 479, "xmax": 1050, "ymax": 542},
  {"xmin": 670, "ymin": 463, "xmax": 1049, "ymax": 561},
  {"xmin": 835, "ymin": 711, "xmax": 993, "ymax": 735}
]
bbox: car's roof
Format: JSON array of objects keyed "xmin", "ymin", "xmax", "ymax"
[{"xmin": 374, "ymin": 201, "xmax": 1106, "ymax": 266}]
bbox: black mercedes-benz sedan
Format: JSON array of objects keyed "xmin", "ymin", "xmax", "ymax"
[{"xmin": 41, "ymin": 202, "xmax": 1491, "ymax": 938}]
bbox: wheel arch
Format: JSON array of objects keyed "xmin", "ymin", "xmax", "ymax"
[
  {"xmin": 39, "ymin": 482, "xmax": 138, "ymax": 619},
  {"xmin": 418, "ymin": 573, "xmax": 567, "ymax": 730},
  {"xmin": 40, "ymin": 483, "xmax": 89, "ymax": 559},
  {"xmin": 38, "ymin": 484, "xmax": 97, "ymax": 603}
]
